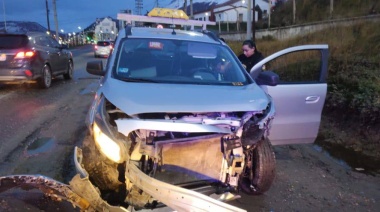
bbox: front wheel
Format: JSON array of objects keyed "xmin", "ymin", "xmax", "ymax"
[
  {"xmin": 239, "ymin": 138, "xmax": 276, "ymax": 195},
  {"xmin": 81, "ymin": 135, "xmax": 123, "ymax": 191},
  {"xmin": 63, "ymin": 60, "xmax": 73, "ymax": 80},
  {"xmin": 37, "ymin": 65, "xmax": 52, "ymax": 89}
]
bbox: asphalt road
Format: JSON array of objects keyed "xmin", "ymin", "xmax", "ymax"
[
  {"xmin": 0, "ymin": 45, "xmax": 102, "ymax": 182},
  {"xmin": 0, "ymin": 45, "xmax": 379, "ymax": 212}
]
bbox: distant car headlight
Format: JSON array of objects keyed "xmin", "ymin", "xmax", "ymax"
[{"xmin": 93, "ymin": 123, "xmax": 121, "ymax": 163}]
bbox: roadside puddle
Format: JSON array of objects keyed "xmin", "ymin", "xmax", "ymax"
[
  {"xmin": 26, "ymin": 137, "xmax": 56, "ymax": 156},
  {"xmin": 313, "ymin": 144, "xmax": 380, "ymax": 175}
]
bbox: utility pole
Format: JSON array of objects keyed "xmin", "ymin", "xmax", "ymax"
[
  {"xmin": 184, "ymin": 0, "xmax": 187, "ymax": 14},
  {"xmin": 52, "ymin": 0, "xmax": 59, "ymax": 40},
  {"xmin": 268, "ymin": 0, "xmax": 271, "ymax": 28},
  {"xmin": 330, "ymin": 0, "xmax": 334, "ymax": 19},
  {"xmin": 135, "ymin": 0, "xmax": 142, "ymax": 15},
  {"xmin": 45, "ymin": 0, "xmax": 51, "ymax": 33},
  {"xmin": 246, "ymin": 0, "xmax": 252, "ymax": 40},
  {"xmin": 190, "ymin": 0, "xmax": 193, "ymax": 19},
  {"xmin": 252, "ymin": 0, "xmax": 255, "ymax": 41},
  {"xmin": 246, "ymin": 0, "xmax": 256, "ymax": 41},
  {"xmin": 183, "ymin": 0, "xmax": 188, "ymax": 30}
]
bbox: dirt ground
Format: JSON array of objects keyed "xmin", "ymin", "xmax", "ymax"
[
  {"xmin": 230, "ymin": 144, "xmax": 380, "ymax": 211},
  {"xmin": 1, "ymin": 143, "xmax": 379, "ymax": 212}
]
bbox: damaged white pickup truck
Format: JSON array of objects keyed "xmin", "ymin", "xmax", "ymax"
[{"xmin": 0, "ymin": 25, "xmax": 328, "ymax": 211}]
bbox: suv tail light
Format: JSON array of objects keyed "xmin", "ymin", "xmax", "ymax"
[
  {"xmin": 94, "ymin": 45, "xmax": 98, "ymax": 50},
  {"xmin": 24, "ymin": 70, "xmax": 33, "ymax": 77},
  {"xmin": 15, "ymin": 51, "xmax": 35, "ymax": 59}
]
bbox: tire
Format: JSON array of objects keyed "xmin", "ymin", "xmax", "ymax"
[
  {"xmin": 37, "ymin": 65, "xmax": 52, "ymax": 89},
  {"xmin": 63, "ymin": 60, "xmax": 73, "ymax": 80},
  {"xmin": 239, "ymin": 138, "xmax": 276, "ymax": 195},
  {"xmin": 81, "ymin": 135, "xmax": 123, "ymax": 191}
]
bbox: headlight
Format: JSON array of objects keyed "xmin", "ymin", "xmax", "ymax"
[{"xmin": 93, "ymin": 123, "xmax": 121, "ymax": 163}]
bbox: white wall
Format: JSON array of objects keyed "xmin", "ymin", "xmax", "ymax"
[
  {"xmin": 213, "ymin": 0, "xmax": 270, "ymax": 23},
  {"xmin": 219, "ymin": 14, "xmax": 380, "ymax": 41}
]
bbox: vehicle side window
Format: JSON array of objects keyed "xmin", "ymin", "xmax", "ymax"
[
  {"xmin": 35, "ymin": 36, "xmax": 50, "ymax": 47},
  {"xmin": 263, "ymin": 50, "xmax": 322, "ymax": 84},
  {"xmin": 46, "ymin": 36, "xmax": 60, "ymax": 48}
]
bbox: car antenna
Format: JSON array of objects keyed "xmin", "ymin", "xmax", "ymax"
[{"xmin": 171, "ymin": 16, "xmax": 176, "ymax": 35}]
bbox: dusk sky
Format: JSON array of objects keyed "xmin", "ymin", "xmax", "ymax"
[
  {"xmin": 2, "ymin": 0, "xmax": 229, "ymax": 33},
  {"xmin": 2, "ymin": 0, "xmax": 180, "ymax": 33}
]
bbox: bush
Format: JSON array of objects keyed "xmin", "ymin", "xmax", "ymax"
[{"xmin": 326, "ymin": 59, "xmax": 380, "ymax": 124}]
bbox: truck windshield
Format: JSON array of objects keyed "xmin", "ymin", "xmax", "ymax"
[{"xmin": 113, "ymin": 38, "xmax": 250, "ymax": 86}]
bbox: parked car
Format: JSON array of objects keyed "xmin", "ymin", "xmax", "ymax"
[
  {"xmin": 94, "ymin": 41, "xmax": 112, "ymax": 58},
  {"xmin": 0, "ymin": 32, "xmax": 73, "ymax": 88},
  {"xmin": 73, "ymin": 25, "xmax": 328, "ymax": 211}
]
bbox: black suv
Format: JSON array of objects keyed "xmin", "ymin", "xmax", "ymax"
[{"xmin": 0, "ymin": 32, "xmax": 74, "ymax": 88}]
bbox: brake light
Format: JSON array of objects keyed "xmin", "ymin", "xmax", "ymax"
[
  {"xmin": 24, "ymin": 70, "xmax": 33, "ymax": 77},
  {"xmin": 94, "ymin": 45, "xmax": 98, "ymax": 50},
  {"xmin": 15, "ymin": 51, "xmax": 34, "ymax": 59},
  {"xmin": 110, "ymin": 45, "xmax": 113, "ymax": 50}
]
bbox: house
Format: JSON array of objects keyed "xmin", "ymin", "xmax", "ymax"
[
  {"xmin": 191, "ymin": 0, "xmax": 271, "ymax": 32},
  {"xmin": 94, "ymin": 17, "xmax": 118, "ymax": 41}
]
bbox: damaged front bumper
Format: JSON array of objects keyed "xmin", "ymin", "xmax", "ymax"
[{"xmin": 73, "ymin": 146, "xmax": 247, "ymax": 212}]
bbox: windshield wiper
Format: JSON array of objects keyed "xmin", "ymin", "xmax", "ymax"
[{"xmin": 118, "ymin": 77, "xmax": 158, "ymax": 83}]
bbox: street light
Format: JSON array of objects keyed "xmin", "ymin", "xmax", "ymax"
[{"xmin": 78, "ymin": 26, "xmax": 83, "ymax": 44}]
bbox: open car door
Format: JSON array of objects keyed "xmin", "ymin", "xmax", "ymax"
[{"xmin": 250, "ymin": 45, "xmax": 329, "ymax": 145}]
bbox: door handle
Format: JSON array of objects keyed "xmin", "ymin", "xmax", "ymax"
[{"xmin": 305, "ymin": 96, "xmax": 320, "ymax": 104}]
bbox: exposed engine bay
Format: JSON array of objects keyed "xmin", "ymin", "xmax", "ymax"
[{"xmin": 73, "ymin": 97, "xmax": 276, "ymax": 210}]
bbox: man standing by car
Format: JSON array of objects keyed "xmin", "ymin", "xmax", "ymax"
[{"xmin": 238, "ymin": 40, "xmax": 264, "ymax": 73}]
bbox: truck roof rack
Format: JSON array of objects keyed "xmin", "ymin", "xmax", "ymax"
[
  {"xmin": 117, "ymin": 13, "xmax": 216, "ymax": 30},
  {"xmin": 201, "ymin": 30, "xmax": 219, "ymax": 42}
]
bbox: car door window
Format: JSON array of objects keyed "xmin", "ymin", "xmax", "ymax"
[{"xmin": 264, "ymin": 50, "xmax": 322, "ymax": 84}]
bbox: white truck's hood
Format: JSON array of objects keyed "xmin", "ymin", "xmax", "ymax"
[{"xmin": 101, "ymin": 78, "xmax": 270, "ymax": 115}]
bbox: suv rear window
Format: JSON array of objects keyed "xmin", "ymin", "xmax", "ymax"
[
  {"xmin": 0, "ymin": 35, "xmax": 29, "ymax": 49},
  {"xmin": 97, "ymin": 41, "xmax": 110, "ymax": 46}
]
